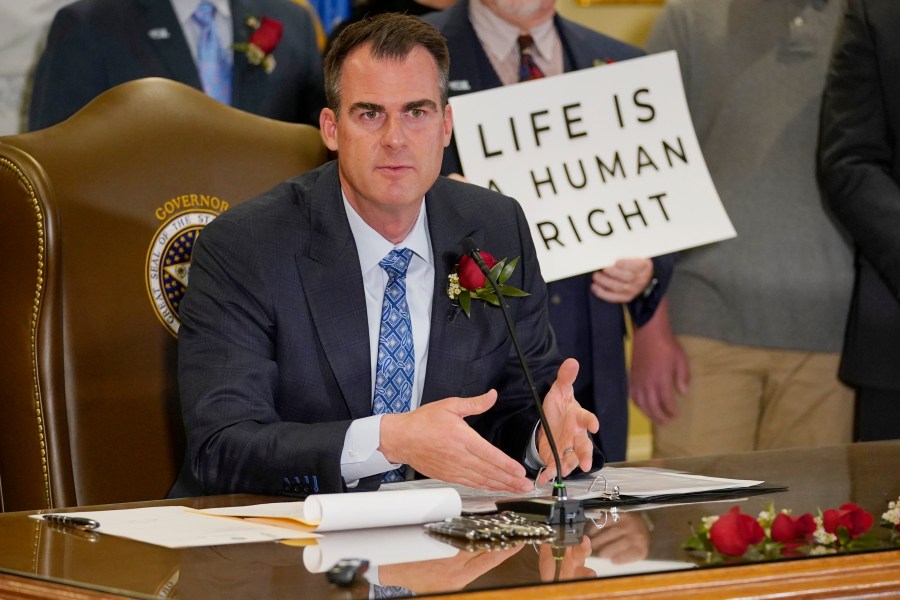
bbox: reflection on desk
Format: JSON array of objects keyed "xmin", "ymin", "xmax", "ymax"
[{"xmin": 1, "ymin": 442, "xmax": 900, "ymax": 599}]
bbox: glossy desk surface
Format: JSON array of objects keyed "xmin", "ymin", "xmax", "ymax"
[{"xmin": 2, "ymin": 442, "xmax": 900, "ymax": 599}]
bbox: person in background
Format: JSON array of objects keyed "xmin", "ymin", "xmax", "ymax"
[
  {"xmin": 326, "ymin": 0, "xmax": 457, "ymax": 52},
  {"xmin": 173, "ymin": 13, "xmax": 602, "ymax": 498},
  {"xmin": 633, "ymin": 0, "xmax": 855, "ymax": 457},
  {"xmin": 0, "ymin": 2, "xmax": 71, "ymax": 134},
  {"xmin": 28, "ymin": 0, "xmax": 325, "ymax": 130},
  {"xmin": 423, "ymin": 0, "xmax": 674, "ymax": 462},
  {"xmin": 819, "ymin": 0, "xmax": 900, "ymax": 441}
]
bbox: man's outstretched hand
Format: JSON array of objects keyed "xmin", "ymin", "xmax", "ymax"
[{"xmin": 380, "ymin": 391, "xmax": 533, "ymax": 493}]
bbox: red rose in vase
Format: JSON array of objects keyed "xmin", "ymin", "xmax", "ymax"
[
  {"xmin": 823, "ymin": 503, "xmax": 873, "ymax": 539},
  {"xmin": 456, "ymin": 252, "xmax": 498, "ymax": 290},
  {"xmin": 709, "ymin": 507, "xmax": 765, "ymax": 556}
]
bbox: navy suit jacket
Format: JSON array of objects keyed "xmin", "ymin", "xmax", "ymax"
[
  {"xmin": 175, "ymin": 161, "xmax": 594, "ymax": 496},
  {"xmin": 424, "ymin": 2, "xmax": 674, "ymax": 460},
  {"xmin": 819, "ymin": 0, "xmax": 900, "ymax": 392},
  {"xmin": 29, "ymin": 0, "xmax": 325, "ymax": 130}
]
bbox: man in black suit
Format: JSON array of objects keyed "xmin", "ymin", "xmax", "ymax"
[
  {"xmin": 819, "ymin": 0, "xmax": 900, "ymax": 440},
  {"xmin": 175, "ymin": 13, "xmax": 601, "ymax": 497},
  {"xmin": 28, "ymin": 0, "xmax": 325, "ymax": 130}
]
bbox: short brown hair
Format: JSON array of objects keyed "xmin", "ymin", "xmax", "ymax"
[{"xmin": 323, "ymin": 13, "xmax": 450, "ymax": 115}]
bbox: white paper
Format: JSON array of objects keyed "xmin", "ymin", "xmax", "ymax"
[
  {"xmin": 449, "ymin": 51, "xmax": 735, "ymax": 282},
  {"xmin": 202, "ymin": 487, "xmax": 462, "ymax": 532},
  {"xmin": 567, "ymin": 466, "xmax": 762, "ymax": 500},
  {"xmin": 302, "ymin": 524, "xmax": 458, "ymax": 572},
  {"xmin": 31, "ymin": 506, "xmax": 318, "ymax": 549},
  {"xmin": 382, "ymin": 466, "xmax": 762, "ymax": 513},
  {"xmin": 585, "ymin": 557, "xmax": 696, "ymax": 577},
  {"xmin": 31, "ymin": 488, "xmax": 461, "ymax": 548}
]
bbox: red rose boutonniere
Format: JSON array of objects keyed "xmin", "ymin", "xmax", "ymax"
[
  {"xmin": 234, "ymin": 15, "xmax": 283, "ymax": 73},
  {"xmin": 447, "ymin": 251, "xmax": 529, "ymax": 317}
]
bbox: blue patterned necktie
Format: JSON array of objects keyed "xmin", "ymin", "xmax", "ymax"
[
  {"xmin": 192, "ymin": 1, "xmax": 232, "ymax": 105},
  {"xmin": 518, "ymin": 34, "xmax": 545, "ymax": 82},
  {"xmin": 373, "ymin": 584, "xmax": 414, "ymax": 598},
  {"xmin": 373, "ymin": 248, "xmax": 415, "ymax": 483}
]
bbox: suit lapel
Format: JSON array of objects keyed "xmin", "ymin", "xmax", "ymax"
[
  {"xmin": 229, "ymin": 0, "xmax": 258, "ymax": 112},
  {"xmin": 443, "ymin": 1, "xmax": 503, "ymax": 95},
  {"xmin": 421, "ymin": 188, "xmax": 486, "ymax": 404},
  {"xmin": 555, "ymin": 15, "xmax": 639, "ymax": 71},
  {"xmin": 137, "ymin": 0, "xmax": 203, "ymax": 89},
  {"xmin": 296, "ymin": 167, "xmax": 373, "ymax": 419},
  {"xmin": 556, "ymin": 16, "xmax": 595, "ymax": 72}
]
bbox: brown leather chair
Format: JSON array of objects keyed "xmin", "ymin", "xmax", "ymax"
[{"xmin": 0, "ymin": 78, "xmax": 328, "ymax": 512}]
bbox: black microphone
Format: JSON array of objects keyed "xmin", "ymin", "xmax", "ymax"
[{"xmin": 461, "ymin": 237, "xmax": 584, "ymax": 525}]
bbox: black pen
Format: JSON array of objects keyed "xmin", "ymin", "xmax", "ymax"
[{"xmin": 42, "ymin": 514, "xmax": 101, "ymax": 531}]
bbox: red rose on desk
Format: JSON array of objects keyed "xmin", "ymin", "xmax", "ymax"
[
  {"xmin": 708, "ymin": 507, "xmax": 765, "ymax": 556},
  {"xmin": 456, "ymin": 252, "xmax": 498, "ymax": 290},
  {"xmin": 771, "ymin": 512, "xmax": 816, "ymax": 544},
  {"xmin": 823, "ymin": 503, "xmax": 874, "ymax": 539},
  {"xmin": 250, "ymin": 17, "xmax": 282, "ymax": 54},
  {"xmin": 771, "ymin": 512, "xmax": 816, "ymax": 555},
  {"xmin": 686, "ymin": 501, "xmax": 884, "ymax": 564}
]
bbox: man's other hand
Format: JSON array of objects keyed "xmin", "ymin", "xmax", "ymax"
[
  {"xmin": 591, "ymin": 258, "xmax": 654, "ymax": 304},
  {"xmin": 536, "ymin": 358, "xmax": 600, "ymax": 484},
  {"xmin": 630, "ymin": 299, "xmax": 689, "ymax": 425}
]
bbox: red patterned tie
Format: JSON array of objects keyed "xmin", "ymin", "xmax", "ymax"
[{"xmin": 518, "ymin": 34, "xmax": 545, "ymax": 82}]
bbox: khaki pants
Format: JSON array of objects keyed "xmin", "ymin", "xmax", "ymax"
[{"xmin": 652, "ymin": 336, "xmax": 854, "ymax": 458}]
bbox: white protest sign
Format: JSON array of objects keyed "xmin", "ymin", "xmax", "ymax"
[{"xmin": 449, "ymin": 51, "xmax": 735, "ymax": 282}]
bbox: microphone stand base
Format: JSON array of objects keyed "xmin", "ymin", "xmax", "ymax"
[{"xmin": 495, "ymin": 497, "xmax": 585, "ymax": 525}]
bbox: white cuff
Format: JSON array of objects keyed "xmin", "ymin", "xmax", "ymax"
[
  {"xmin": 524, "ymin": 421, "xmax": 545, "ymax": 470},
  {"xmin": 341, "ymin": 414, "xmax": 401, "ymax": 484}
]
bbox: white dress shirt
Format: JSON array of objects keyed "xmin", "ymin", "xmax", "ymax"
[
  {"xmin": 468, "ymin": 0, "xmax": 562, "ymax": 86},
  {"xmin": 340, "ymin": 196, "xmax": 435, "ymax": 484}
]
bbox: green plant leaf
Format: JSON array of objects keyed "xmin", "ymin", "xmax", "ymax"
[
  {"xmin": 479, "ymin": 291, "xmax": 500, "ymax": 306},
  {"xmin": 459, "ymin": 291, "xmax": 471, "ymax": 317},
  {"xmin": 499, "ymin": 256, "xmax": 519, "ymax": 284},
  {"xmin": 498, "ymin": 285, "xmax": 529, "ymax": 297},
  {"xmin": 488, "ymin": 260, "xmax": 505, "ymax": 284}
]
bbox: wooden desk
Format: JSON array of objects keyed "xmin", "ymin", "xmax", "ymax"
[{"xmin": 2, "ymin": 442, "xmax": 900, "ymax": 599}]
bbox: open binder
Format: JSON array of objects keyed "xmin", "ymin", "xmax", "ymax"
[
  {"xmin": 562, "ymin": 466, "xmax": 787, "ymax": 509},
  {"xmin": 580, "ymin": 480, "xmax": 789, "ymax": 508},
  {"xmin": 384, "ymin": 465, "xmax": 784, "ymax": 513}
]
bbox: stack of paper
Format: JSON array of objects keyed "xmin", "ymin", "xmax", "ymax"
[{"xmin": 32, "ymin": 487, "xmax": 462, "ymax": 548}]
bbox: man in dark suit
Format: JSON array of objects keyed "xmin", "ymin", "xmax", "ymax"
[
  {"xmin": 175, "ymin": 13, "xmax": 601, "ymax": 496},
  {"xmin": 423, "ymin": 0, "xmax": 674, "ymax": 461},
  {"xmin": 819, "ymin": 0, "xmax": 900, "ymax": 441},
  {"xmin": 28, "ymin": 0, "xmax": 325, "ymax": 130}
]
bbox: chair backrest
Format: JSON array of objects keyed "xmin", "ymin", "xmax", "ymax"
[{"xmin": 0, "ymin": 78, "xmax": 328, "ymax": 512}]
